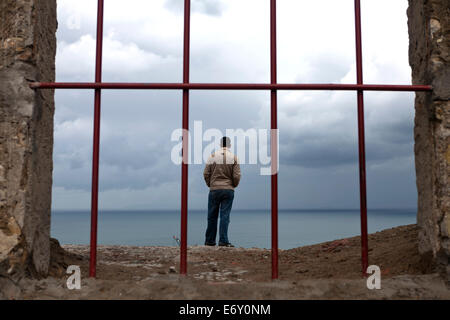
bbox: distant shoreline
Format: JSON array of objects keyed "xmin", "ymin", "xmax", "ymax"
[{"xmin": 50, "ymin": 208, "xmax": 417, "ymax": 249}]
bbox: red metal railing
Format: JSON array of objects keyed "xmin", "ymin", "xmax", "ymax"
[
  {"xmin": 31, "ymin": 0, "xmax": 432, "ymax": 279},
  {"xmin": 270, "ymin": 0, "xmax": 279, "ymax": 280},
  {"xmin": 354, "ymin": 0, "xmax": 369, "ymax": 273},
  {"xmin": 88, "ymin": 0, "xmax": 104, "ymax": 279},
  {"xmin": 31, "ymin": 83, "xmax": 431, "ymax": 91},
  {"xmin": 180, "ymin": 0, "xmax": 191, "ymax": 276}
]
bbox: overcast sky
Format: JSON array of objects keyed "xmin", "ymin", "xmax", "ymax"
[{"xmin": 52, "ymin": 0, "xmax": 417, "ymax": 210}]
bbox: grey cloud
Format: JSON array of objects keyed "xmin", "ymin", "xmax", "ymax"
[
  {"xmin": 280, "ymin": 134, "xmax": 413, "ymax": 169},
  {"xmin": 56, "ymin": 22, "xmax": 94, "ymax": 44},
  {"xmin": 100, "ymin": 136, "xmax": 160, "ymax": 171},
  {"xmin": 53, "ymin": 141, "xmax": 180, "ymax": 192},
  {"xmin": 280, "ymin": 139, "xmax": 357, "ymax": 168},
  {"xmin": 165, "ymin": 0, "xmax": 225, "ymax": 16},
  {"xmin": 52, "ymin": 91, "xmax": 183, "ymax": 191},
  {"xmin": 52, "ymin": 88, "xmax": 265, "ymax": 192},
  {"xmin": 295, "ymin": 54, "xmax": 354, "ymax": 83},
  {"xmin": 52, "ymin": 1, "xmax": 417, "ymax": 209},
  {"xmin": 278, "ymin": 93, "xmax": 414, "ymax": 169},
  {"xmin": 53, "ymin": 87, "xmax": 415, "ymax": 192}
]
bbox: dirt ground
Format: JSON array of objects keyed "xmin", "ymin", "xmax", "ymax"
[{"xmin": 2, "ymin": 224, "xmax": 449, "ymax": 299}]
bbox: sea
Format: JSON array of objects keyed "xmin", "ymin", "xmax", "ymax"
[{"xmin": 51, "ymin": 209, "xmax": 416, "ymax": 249}]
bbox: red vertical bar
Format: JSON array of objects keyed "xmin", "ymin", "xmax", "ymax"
[
  {"xmin": 354, "ymin": 0, "xmax": 369, "ymax": 275},
  {"xmin": 270, "ymin": 0, "xmax": 279, "ymax": 280},
  {"xmin": 89, "ymin": 0, "xmax": 104, "ymax": 278},
  {"xmin": 180, "ymin": 0, "xmax": 191, "ymax": 275}
]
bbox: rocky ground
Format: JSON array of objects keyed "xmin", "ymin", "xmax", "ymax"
[{"xmin": 1, "ymin": 224, "xmax": 449, "ymax": 299}]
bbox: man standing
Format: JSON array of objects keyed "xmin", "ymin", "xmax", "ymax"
[{"xmin": 203, "ymin": 137, "xmax": 241, "ymax": 247}]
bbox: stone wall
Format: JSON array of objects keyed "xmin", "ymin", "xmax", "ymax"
[
  {"xmin": 408, "ymin": 0, "xmax": 450, "ymax": 278},
  {"xmin": 0, "ymin": 0, "xmax": 57, "ymax": 278}
]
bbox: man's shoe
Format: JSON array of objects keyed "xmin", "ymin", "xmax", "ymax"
[
  {"xmin": 218, "ymin": 242, "xmax": 234, "ymax": 247},
  {"xmin": 205, "ymin": 242, "xmax": 216, "ymax": 246}
]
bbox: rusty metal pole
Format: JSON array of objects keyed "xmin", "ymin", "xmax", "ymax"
[
  {"xmin": 180, "ymin": 0, "xmax": 191, "ymax": 275},
  {"xmin": 354, "ymin": 0, "xmax": 369, "ymax": 275},
  {"xmin": 270, "ymin": 0, "xmax": 279, "ymax": 280},
  {"xmin": 89, "ymin": 0, "xmax": 104, "ymax": 278}
]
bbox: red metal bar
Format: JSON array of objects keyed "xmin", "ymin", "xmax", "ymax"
[
  {"xmin": 30, "ymin": 82, "xmax": 432, "ymax": 92},
  {"xmin": 89, "ymin": 0, "xmax": 104, "ymax": 278},
  {"xmin": 270, "ymin": 0, "xmax": 279, "ymax": 280},
  {"xmin": 180, "ymin": 0, "xmax": 190, "ymax": 275},
  {"xmin": 354, "ymin": 0, "xmax": 369, "ymax": 276}
]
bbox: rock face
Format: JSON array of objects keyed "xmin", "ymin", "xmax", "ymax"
[
  {"xmin": 0, "ymin": 0, "xmax": 57, "ymax": 278},
  {"xmin": 408, "ymin": 0, "xmax": 450, "ymax": 278}
]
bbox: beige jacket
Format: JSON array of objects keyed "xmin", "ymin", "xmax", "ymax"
[{"xmin": 203, "ymin": 148, "xmax": 241, "ymax": 190}]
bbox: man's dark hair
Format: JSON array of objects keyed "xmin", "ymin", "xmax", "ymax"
[{"xmin": 221, "ymin": 136, "xmax": 231, "ymax": 148}]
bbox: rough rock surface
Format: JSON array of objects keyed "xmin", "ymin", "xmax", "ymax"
[
  {"xmin": 0, "ymin": 0, "xmax": 57, "ymax": 278},
  {"xmin": 408, "ymin": 0, "xmax": 450, "ymax": 279},
  {"xmin": 2, "ymin": 225, "xmax": 449, "ymax": 300}
]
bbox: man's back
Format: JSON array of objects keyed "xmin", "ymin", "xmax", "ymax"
[{"xmin": 203, "ymin": 148, "xmax": 241, "ymax": 191}]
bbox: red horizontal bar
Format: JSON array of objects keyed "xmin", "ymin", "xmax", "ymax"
[{"xmin": 30, "ymin": 82, "xmax": 432, "ymax": 92}]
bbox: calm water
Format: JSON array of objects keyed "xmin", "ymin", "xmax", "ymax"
[{"xmin": 51, "ymin": 209, "xmax": 416, "ymax": 249}]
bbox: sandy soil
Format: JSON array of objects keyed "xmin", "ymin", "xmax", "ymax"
[{"xmin": 1, "ymin": 224, "xmax": 449, "ymax": 299}]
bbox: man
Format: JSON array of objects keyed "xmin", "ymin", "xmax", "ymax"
[{"xmin": 203, "ymin": 136, "xmax": 241, "ymax": 247}]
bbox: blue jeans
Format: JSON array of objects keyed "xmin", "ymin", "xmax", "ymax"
[{"xmin": 205, "ymin": 189, "xmax": 234, "ymax": 245}]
